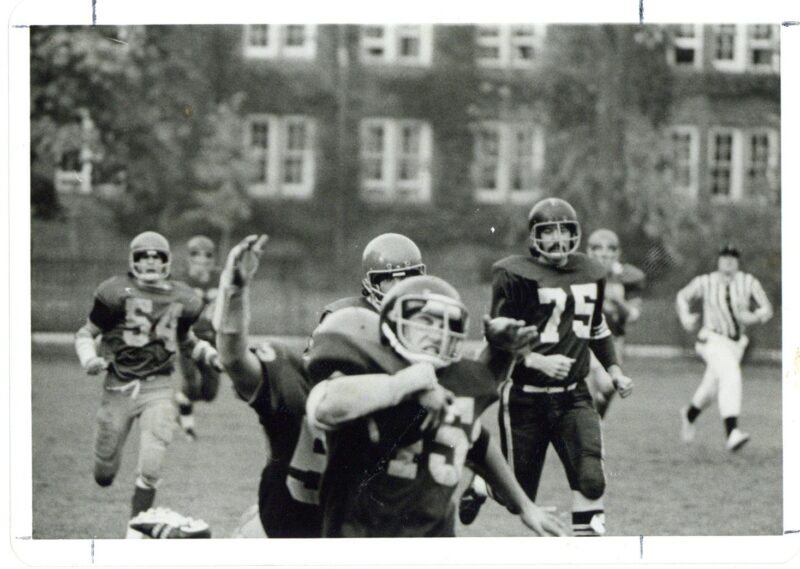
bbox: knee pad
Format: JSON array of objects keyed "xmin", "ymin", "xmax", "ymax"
[
  {"xmin": 94, "ymin": 471, "xmax": 115, "ymax": 487},
  {"xmin": 577, "ymin": 458, "xmax": 606, "ymax": 500}
]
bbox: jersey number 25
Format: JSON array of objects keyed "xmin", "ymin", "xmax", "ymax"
[{"xmin": 537, "ymin": 284, "xmax": 597, "ymax": 343}]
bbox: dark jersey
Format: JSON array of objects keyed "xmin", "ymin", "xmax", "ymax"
[
  {"xmin": 174, "ymin": 266, "xmax": 222, "ymax": 344},
  {"xmin": 306, "ymin": 309, "xmax": 498, "ymax": 538},
  {"xmin": 243, "ymin": 341, "xmax": 323, "ymax": 538},
  {"xmin": 603, "ymin": 263, "xmax": 645, "ymax": 337},
  {"xmin": 491, "ymin": 253, "xmax": 611, "ymax": 387},
  {"xmin": 88, "ymin": 275, "xmax": 203, "ymax": 381}
]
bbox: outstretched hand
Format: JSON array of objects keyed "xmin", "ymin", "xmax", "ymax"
[
  {"xmin": 520, "ymin": 504, "xmax": 568, "ymax": 537},
  {"xmin": 483, "ymin": 315, "xmax": 538, "ymax": 354},
  {"xmin": 224, "ymin": 234, "xmax": 269, "ymax": 288}
]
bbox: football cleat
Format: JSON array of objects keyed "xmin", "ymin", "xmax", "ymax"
[
  {"xmin": 179, "ymin": 414, "xmax": 198, "ymax": 442},
  {"xmin": 458, "ymin": 476, "xmax": 488, "ymax": 526},
  {"xmin": 128, "ymin": 507, "xmax": 211, "ymax": 539},
  {"xmin": 726, "ymin": 428, "xmax": 750, "ymax": 452},
  {"xmin": 680, "ymin": 406, "xmax": 696, "ymax": 443}
]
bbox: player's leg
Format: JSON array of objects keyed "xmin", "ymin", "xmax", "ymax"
[
  {"xmin": 553, "ymin": 387, "xmax": 606, "ymax": 536},
  {"xmin": 497, "ymin": 383, "xmax": 551, "ymax": 501},
  {"xmin": 714, "ymin": 338, "xmax": 749, "ymax": 451},
  {"xmin": 197, "ymin": 360, "xmax": 221, "ymax": 402},
  {"xmin": 176, "ymin": 352, "xmax": 199, "ymax": 440},
  {"xmin": 680, "ymin": 339, "xmax": 720, "ymax": 442},
  {"xmin": 93, "ymin": 389, "xmax": 135, "ymax": 487},
  {"xmin": 133, "ymin": 395, "xmax": 178, "ymax": 517}
]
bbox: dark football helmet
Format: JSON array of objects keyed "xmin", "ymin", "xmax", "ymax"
[
  {"xmin": 361, "ymin": 233, "xmax": 426, "ymax": 309},
  {"xmin": 379, "ymin": 275, "xmax": 468, "ymax": 368},
  {"xmin": 129, "ymin": 231, "xmax": 171, "ymax": 283},
  {"xmin": 527, "ymin": 198, "xmax": 581, "ymax": 264}
]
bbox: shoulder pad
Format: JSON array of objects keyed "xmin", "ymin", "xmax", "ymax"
[
  {"xmin": 437, "ymin": 359, "xmax": 497, "ymax": 399},
  {"xmin": 492, "ymin": 255, "xmax": 529, "ymax": 274},
  {"xmin": 573, "ymin": 253, "xmax": 606, "ymax": 280},
  {"xmin": 170, "ymin": 280, "xmax": 204, "ymax": 314},
  {"xmin": 94, "ymin": 275, "xmax": 130, "ymax": 308},
  {"xmin": 320, "ymin": 296, "xmax": 372, "ymax": 323}
]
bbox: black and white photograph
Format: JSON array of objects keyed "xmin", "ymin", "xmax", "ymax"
[{"xmin": 5, "ymin": 0, "xmax": 800, "ymax": 566}]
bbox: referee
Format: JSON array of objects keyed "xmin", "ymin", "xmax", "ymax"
[{"xmin": 676, "ymin": 244, "xmax": 773, "ymax": 451}]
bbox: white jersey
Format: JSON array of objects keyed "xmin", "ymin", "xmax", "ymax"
[{"xmin": 676, "ymin": 271, "xmax": 772, "ymax": 340}]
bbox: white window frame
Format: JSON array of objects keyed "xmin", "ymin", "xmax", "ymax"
[
  {"xmin": 359, "ymin": 118, "xmax": 432, "ymax": 203},
  {"xmin": 747, "ymin": 25, "xmax": 779, "ymax": 73},
  {"xmin": 668, "ymin": 125, "xmax": 700, "ymax": 197},
  {"xmin": 668, "ymin": 24, "xmax": 703, "ymax": 70},
  {"xmin": 243, "ymin": 25, "xmax": 317, "ymax": 60},
  {"xmin": 359, "ymin": 25, "xmax": 433, "ymax": 66},
  {"xmin": 473, "ymin": 121, "xmax": 545, "ymax": 204},
  {"xmin": 245, "ymin": 114, "xmax": 316, "ymax": 199},
  {"xmin": 743, "ymin": 128, "xmax": 779, "ymax": 200},
  {"xmin": 708, "ymin": 127, "xmax": 744, "ymax": 202},
  {"xmin": 476, "ymin": 25, "xmax": 547, "ymax": 68}
]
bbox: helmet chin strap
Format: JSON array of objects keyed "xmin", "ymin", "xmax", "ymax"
[{"xmin": 380, "ymin": 322, "xmax": 450, "ymax": 369}]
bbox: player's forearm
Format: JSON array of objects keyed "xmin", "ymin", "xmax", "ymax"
[
  {"xmin": 74, "ymin": 321, "xmax": 102, "ymax": 368},
  {"xmin": 675, "ymin": 288, "xmax": 693, "ymax": 321},
  {"xmin": 589, "ymin": 335, "xmax": 619, "ymax": 371},
  {"xmin": 471, "ymin": 439, "xmax": 528, "ymax": 515},
  {"xmin": 752, "ymin": 302, "xmax": 774, "ymax": 323},
  {"xmin": 214, "ymin": 286, "xmax": 263, "ymax": 397},
  {"xmin": 479, "ymin": 343, "xmax": 517, "ymax": 384},
  {"xmin": 308, "ymin": 368, "xmax": 437, "ymax": 429}
]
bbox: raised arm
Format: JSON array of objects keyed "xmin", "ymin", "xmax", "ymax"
[
  {"xmin": 676, "ymin": 276, "xmax": 703, "ymax": 332},
  {"xmin": 213, "ymin": 235, "xmax": 269, "ymax": 401}
]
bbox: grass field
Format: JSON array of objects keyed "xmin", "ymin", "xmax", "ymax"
[{"xmin": 30, "ymin": 343, "xmax": 782, "ymax": 539}]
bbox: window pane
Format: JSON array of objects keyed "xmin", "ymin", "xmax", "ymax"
[
  {"xmin": 364, "ymin": 26, "xmax": 385, "ymax": 38},
  {"xmin": 363, "ymin": 125, "xmax": 384, "ymax": 153},
  {"xmin": 476, "ymin": 127, "xmax": 500, "ymax": 190},
  {"xmin": 675, "ymin": 47, "xmax": 695, "ymax": 64},
  {"xmin": 251, "ymin": 122, "xmax": 269, "ymax": 149},
  {"xmin": 283, "ymin": 157, "xmax": 303, "ymax": 183},
  {"xmin": 399, "ymin": 36, "xmax": 420, "ymax": 57},
  {"xmin": 715, "ymin": 25, "xmax": 736, "ymax": 60},
  {"xmin": 284, "ymin": 25, "xmax": 306, "ymax": 47},
  {"xmin": 363, "ymin": 158, "xmax": 383, "ymax": 181},
  {"xmin": 751, "ymin": 24, "xmax": 773, "ymax": 40},
  {"xmin": 675, "ymin": 24, "xmax": 696, "ymax": 38},
  {"xmin": 714, "ymin": 134, "xmax": 732, "ymax": 162},
  {"xmin": 478, "ymin": 26, "xmax": 500, "ymax": 38},
  {"xmin": 249, "ymin": 25, "xmax": 269, "ymax": 46},
  {"xmin": 256, "ymin": 156, "xmax": 268, "ymax": 183},
  {"xmin": 399, "ymin": 125, "xmax": 420, "ymax": 154},
  {"xmin": 286, "ymin": 122, "xmax": 306, "ymax": 150}
]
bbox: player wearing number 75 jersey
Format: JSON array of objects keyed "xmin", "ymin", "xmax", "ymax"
[
  {"xmin": 74, "ymin": 231, "xmax": 222, "ymax": 536},
  {"xmin": 487, "ymin": 198, "xmax": 633, "ymax": 537},
  {"xmin": 305, "ymin": 275, "xmax": 566, "ymax": 537}
]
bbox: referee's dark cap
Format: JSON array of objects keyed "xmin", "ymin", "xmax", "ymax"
[{"xmin": 718, "ymin": 243, "xmax": 741, "ymax": 258}]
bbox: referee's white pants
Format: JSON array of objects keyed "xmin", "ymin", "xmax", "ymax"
[{"xmin": 692, "ymin": 330, "xmax": 748, "ymax": 419}]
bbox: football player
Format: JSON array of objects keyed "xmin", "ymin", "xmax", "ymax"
[
  {"xmin": 585, "ymin": 228, "xmax": 645, "ymax": 418},
  {"xmin": 304, "ymin": 275, "xmax": 567, "ymax": 537},
  {"xmin": 676, "ymin": 244, "xmax": 773, "ymax": 451},
  {"xmin": 480, "ymin": 198, "xmax": 634, "ymax": 537},
  {"xmin": 174, "ymin": 235, "xmax": 223, "ymax": 441},
  {"xmin": 215, "ymin": 232, "xmax": 429, "ymax": 538},
  {"xmin": 74, "ymin": 231, "xmax": 222, "ymax": 537}
]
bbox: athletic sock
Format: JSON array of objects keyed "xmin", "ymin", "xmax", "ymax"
[
  {"xmin": 179, "ymin": 402, "xmax": 193, "ymax": 416},
  {"xmin": 687, "ymin": 405, "xmax": 702, "ymax": 423},
  {"xmin": 724, "ymin": 417, "xmax": 738, "ymax": 437},
  {"xmin": 572, "ymin": 491, "xmax": 605, "ymax": 536},
  {"xmin": 131, "ymin": 485, "xmax": 156, "ymax": 517}
]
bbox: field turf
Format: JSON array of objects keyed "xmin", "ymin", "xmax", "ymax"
[{"xmin": 30, "ymin": 344, "xmax": 781, "ymax": 538}]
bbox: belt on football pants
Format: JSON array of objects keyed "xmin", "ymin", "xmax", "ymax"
[{"xmin": 519, "ymin": 382, "xmax": 578, "ymax": 394}]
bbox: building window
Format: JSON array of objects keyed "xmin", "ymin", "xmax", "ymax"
[
  {"xmin": 473, "ymin": 121, "xmax": 544, "ymax": 203},
  {"xmin": 668, "ymin": 126, "xmax": 700, "ymax": 195},
  {"xmin": 710, "ymin": 24, "xmax": 779, "ymax": 72},
  {"xmin": 243, "ymin": 25, "xmax": 317, "ymax": 60},
  {"xmin": 744, "ymin": 129, "xmax": 779, "ymax": 201},
  {"xmin": 359, "ymin": 119, "xmax": 432, "ymax": 202},
  {"xmin": 476, "ymin": 25, "xmax": 546, "ymax": 68},
  {"xmin": 747, "ymin": 25, "xmax": 779, "ymax": 72},
  {"xmin": 709, "ymin": 129, "xmax": 736, "ymax": 198},
  {"xmin": 359, "ymin": 25, "xmax": 433, "ymax": 66},
  {"xmin": 668, "ymin": 24, "xmax": 703, "ymax": 68},
  {"xmin": 246, "ymin": 115, "xmax": 316, "ymax": 199}
]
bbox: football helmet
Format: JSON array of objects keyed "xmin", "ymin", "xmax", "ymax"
[
  {"xmin": 380, "ymin": 275, "xmax": 468, "ymax": 368},
  {"xmin": 587, "ymin": 228, "xmax": 621, "ymax": 274},
  {"xmin": 361, "ymin": 233, "xmax": 426, "ymax": 310},
  {"xmin": 129, "ymin": 231, "xmax": 171, "ymax": 283},
  {"xmin": 527, "ymin": 198, "xmax": 581, "ymax": 264}
]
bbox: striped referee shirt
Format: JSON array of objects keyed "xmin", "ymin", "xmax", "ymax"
[{"xmin": 676, "ymin": 271, "xmax": 773, "ymax": 340}]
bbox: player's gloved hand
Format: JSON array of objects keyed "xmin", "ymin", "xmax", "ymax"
[
  {"xmin": 223, "ymin": 234, "xmax": 269, "ymax": 288},
  {"xmin": 207, "ymin": 350, "xmax": 224, "ymax": 372},
  {"xmin": 84, "ymin": 356, "xmax": 109, "ymax": 375},
  {"xmin": 609, "ymin": 366, "xmax": 633, "ymax": 398},
  {"xmin": 483, "ymin": 315, "xmax": 538, "ymax": 353},
  {"xmin": 519, "ymin": 503, "xmax": 568, "ymax": 537},
  {"xmin": 418, "ymin": 384, "xmax": 455, "ymax": 432},
  {"xmin": 523, "ymin": 352, "xmax": 574, "ymax": 380},
  {"xmin": 192, "ymin": 340, "xmax": 223, "ymax": 371}
]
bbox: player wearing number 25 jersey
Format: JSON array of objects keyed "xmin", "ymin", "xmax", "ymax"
[
  {"xmin": 306, "ymin": 276, "xmax": 567, "ymax": 538},
  {"xmin": 489, "ymin": 198, "xmax": 633, "ymax": 537},
  {"xmin": 74, "ymin": 231, "xmax": 221, "ymax": 536}
]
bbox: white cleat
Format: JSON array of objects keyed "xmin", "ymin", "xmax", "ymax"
[
  {"xmin": 726, "ymin": 429, "xmax": 750, "ymax": 452},
  {"xmin": 680, "ymin": 407, "xmax": 696, "ymax": 443}
]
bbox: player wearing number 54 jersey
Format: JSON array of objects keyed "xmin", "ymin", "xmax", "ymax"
[
  {"xmin": 488, "ymin": 198, "xmax": 633, "ymax": 537},
  {"xmin": 74, "ymin": 231, "xmax": 222, "ymax": 536}
]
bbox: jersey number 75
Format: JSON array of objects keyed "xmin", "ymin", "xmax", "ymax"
[{"xmin": 537, "ymin": 284, "xmax": 597, "ymax": 343}]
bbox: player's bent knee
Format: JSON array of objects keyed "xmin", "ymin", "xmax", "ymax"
[
  {"xmin": 577, "ymin": 470, "xmax": 606, "ymax": 500},
  {"xmin": 93, "ymin": 470, "xmax": 115, "ymax": 487}
]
